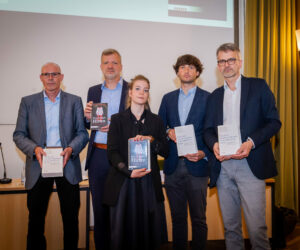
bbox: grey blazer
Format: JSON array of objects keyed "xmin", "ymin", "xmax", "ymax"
[{"xmin": 13, "ymin": 91, "xmax": 89, "ymax": 190}]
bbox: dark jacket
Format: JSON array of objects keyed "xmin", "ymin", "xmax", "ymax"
[
  {"xmin": 204, "ymin": 76, "xmax": 281, "ymax": 187},
  {"xmin": 103, "ymin": 108, "xmax": 169, "ymax": 206},
  {"xmin": 158, "ymin": 87, "xmax": 210, "ymax": 177},
  {"xmin": 84, "ymin": 80, "xmax": 128, "ymax": 170}
]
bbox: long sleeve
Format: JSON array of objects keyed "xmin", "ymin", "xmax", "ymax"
[
  {"xmin": 67, "ymin": 97, "xmax": 89, "ymax": 156},
  {"xmin": 150, "ymin": 117, "xmax": 169, "ymax": 159},
  {"xmin": 13, "ymin": 97, "xmax": 40, "ymax": 159},
  {"xmin": 107, "ymin": 114, "xmax": 132, "ymax": 177}
]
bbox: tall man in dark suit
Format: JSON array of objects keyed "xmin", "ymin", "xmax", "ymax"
[
  {"xmin": 204, "ymin": 43, "xmax": 281, "ymax": 250},
  {"xmin": 13, "ymin": 62, "xmax": 89, "ymax": 250},
  {"xmin": 159, "ymin": 54, "xmax": 210, "ymax": 250},
  {"xmin": 84, "ymin": 49, "xmax": 128, "ymax": 249}
]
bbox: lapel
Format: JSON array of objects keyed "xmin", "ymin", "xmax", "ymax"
[
  {"xmin": 174, "ymin": 89, "xmax": 181, "ymax": 125},
  {"xmin": 96, "ymin": 84, "xmax": 103, "ymax": 103},
  {"xmin": 240, "ymin": 75, "xmax": 249, "ymax": 123},
  {"xmin": 119, "ymin": 80, "xmax": 128, "ymax": 112},
  {"xmin": 59, "ymin": 91, "xmax": 65, "ymax": 146},
  {"xmin": 37, "ymin": 92, "xmax": 47, "ymax": 143},
  {"xmin": 216, "ymin": 87, "xmax": 224, "ymax": 125},
  {"xmin": 90, "ymin": 85, "xmax": 102, "ymax": 139},
  {"xmin": 185, "ymin": 87, "xmax": 200, "ymax": 125}
]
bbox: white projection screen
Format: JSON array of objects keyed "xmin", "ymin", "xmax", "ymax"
[{"xmin": 0, "ymin": 0, "xmax": 235, "ymax": 124}]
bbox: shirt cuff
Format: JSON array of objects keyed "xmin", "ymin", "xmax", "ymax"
[{"xmin": 247, "ymin": 137, "xmax": 255, "ymax": 149}]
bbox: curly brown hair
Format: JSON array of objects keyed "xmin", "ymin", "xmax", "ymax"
[{"xmin": 173, "ymin": 54, "xmax": 203, "ymax": 77}]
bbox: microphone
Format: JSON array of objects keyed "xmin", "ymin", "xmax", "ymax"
[{"xmin": 0, "ymin": 142, "xmax": 12, "ymax": 184}]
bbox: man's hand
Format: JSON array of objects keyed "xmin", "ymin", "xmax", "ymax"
[
  {"xmin": 168, "ymin": 128, "xmax": 176, "ymax": 143},
  {"xmin": 61, "ymin": 147, "xmax": 73, "ymax": 167},
  {"xmin": 231, "ymin": 140, "xmax": 253, "ymax": 160},
  {"xmin": 185, "ymin": 150, "xmax": 205, "ymax": 162},
  {"xmin": 35, "ymin": 146, "xmax": 46, "ymax": 168},
  {"xmin": 100, "ymin": 124, "xmax": 110, "ymax": 133},
  {"xmin": 130, "ymin": 168, "xmax": 151, "ymax": 178},
  {"xmin": 84, "ymin": 101, "xmax": 93, "ymax": 121},
  {"xmin": 213, "ymin": 142, "xmax": 231, "ymax": 162}
]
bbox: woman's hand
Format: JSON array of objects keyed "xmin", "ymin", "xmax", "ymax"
[
  {"xmin": 130, "ymin": 135, "xmax": 154, "ymax": 142},
  {"xmin": 130, "ymin": 168, "xmax": 151, "ymax": 178}
]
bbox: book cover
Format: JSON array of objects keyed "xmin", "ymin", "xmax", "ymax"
[
  {"xmin": 41, "ymin": 147, "xmax": 63, "ymax": 178},
  {"xmin": 174, "ymin": 124, "xmax": 198, "ymax": 156},
  {"xmin": 90, "ymin": 103, "xmax": 108, "ymax": 130},
  {"xmin": 128, "ymin": 139, "xmax": 151, "ymax": 171}
]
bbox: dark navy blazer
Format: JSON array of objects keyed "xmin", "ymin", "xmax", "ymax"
[
  {"xmin": 84, "ymin": 80, "xmax": 128, "ymax": 170},
  {"xmin": 158, "ymin": 87, "xmax": 210, "ymax": 177},
  {"xmin": 204, "ymin": 76, "xmax": 281, "ymax": 187}
]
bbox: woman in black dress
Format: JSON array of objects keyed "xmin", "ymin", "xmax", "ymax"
[{"xmin": 103, "ymin": 75, "xmax": 169, "ymax": 250}]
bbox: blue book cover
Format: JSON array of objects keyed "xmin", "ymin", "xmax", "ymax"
[{"xmin": 128, "ymin": 139, "xmax": 151, "ymax": 170}]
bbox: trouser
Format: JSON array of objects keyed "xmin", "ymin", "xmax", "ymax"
[
  {"xmin": 165, "ymin": 159, "xmax": 208, "ymax": 250},
  {"xmin": 88, "ymin": 147, "xmax": 110, "ymax": 250},
  {"xmin": 217, "ymin": 158, "xmax": 271, "ymax": 250},
  {"xmin": 27, "ymin": 176, "xmax": 80, "ymax": 250}
]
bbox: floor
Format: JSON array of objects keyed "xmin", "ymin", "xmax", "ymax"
[{"xmin": 85, "ymin": 223, "xmax": 300, "ymax": 250}]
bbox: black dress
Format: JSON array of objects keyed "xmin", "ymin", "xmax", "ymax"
[{"xmin": 103, "ymin": 108, "xmax": 169, "ymax": 250}]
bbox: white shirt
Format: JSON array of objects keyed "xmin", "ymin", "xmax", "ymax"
[{"xmin": 223, "ymin": 75, "xmax": 242, "ymax": 145}]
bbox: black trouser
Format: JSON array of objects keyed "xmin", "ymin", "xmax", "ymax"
[
  {"xmin": 165, "ymin": 159, "xmax": 208, "ymax": 250},
  {"xmin": 27, "ymin": 176, "xmax": 80, "ymax": 250},
  {"xmin": 88, "ymin": 147, "xmax": 110, "ymax": 250}
]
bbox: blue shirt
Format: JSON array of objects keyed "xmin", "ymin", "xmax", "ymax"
[
  {"xmin": 178, "ymin": 86, "xmax": 196, "ymax": 125},
  {"xmin": 94, "ymin": 78, "xmax": 123, "ymax": 144},
  {"xmin": 44, "ymin": 91, "xmax": 61, "ymax": 147}
]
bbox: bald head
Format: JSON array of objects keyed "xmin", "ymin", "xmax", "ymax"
[
  {"xmin": 41, "ymin": 62, "xmax": 61, "ymax": 73},
  {"xmin": 40, "ymin": 62, "xmax": 64, "ymax": 97}
]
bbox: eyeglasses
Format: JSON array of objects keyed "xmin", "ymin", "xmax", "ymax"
[
  {"xmin": 41, "ymin": 72, "xmax": 61, "ymax": 78},
  {"xmin": 217, "ymin": 58, "xmax": 237, "ymax": 66}
]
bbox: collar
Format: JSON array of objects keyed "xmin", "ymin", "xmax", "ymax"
[
  {"xmin": 179, "ymin": 85, "xmax": 197, "ymax": 96},
  {"xmin": 43, "ymin": 90, "xmax": 61, "ymax": 100},
  {"xmin": 223, "ymin": 75, "xmax": 241, "ymax": 91},
  {"xmin": 101, "ymin": 77, "xmax": 123, "ymax": 90}
]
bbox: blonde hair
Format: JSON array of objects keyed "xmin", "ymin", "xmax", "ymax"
[
  {"xmin": 126, "ymin": 75, "xmax": 150, "ymax": 110},
  {"xmin": 101, "ymin": 48, "xmax": 122, "ymax": 63}
]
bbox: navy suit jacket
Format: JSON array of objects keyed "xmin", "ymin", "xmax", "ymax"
[
  {"xmin": 13, "ymin": 91, "xmax": 89, "ymax": 189},
  {"xmin": 158, "ymin": 87, "xmax": 210, "ymax": 177},
  {"xmin": 84, "ymin": 80, "xmax": 128, "ymax": 170},
  {"xmin": 204, "ymin": 76, "xmax": 281, "ymax": 187}
]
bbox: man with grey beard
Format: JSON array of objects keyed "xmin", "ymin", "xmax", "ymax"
[{"xmin": 204, "ymin": 43, "xmax": 281, "ymax": 250}]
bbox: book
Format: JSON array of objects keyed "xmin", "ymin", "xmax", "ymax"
[
  {"xmin": 90, "ymin": 103, "xmax": 108, "ymax": 130},
  {"xmin": 174, "ymin": 124, "xmax": 198, "ymax": 156},
  {"xmin": 218, "ymin": 125, "xmax": 241, "ymax": 156},
  {"xmin": 128, "ymin": 139, "xmax": 151, "ymax": 170},
  {"xmin": 41, "ymin": 147, "xmax": 63, "ymax": 178}
]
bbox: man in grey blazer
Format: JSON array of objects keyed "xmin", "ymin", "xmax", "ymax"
[{"xmin": 13, "ymin": 62, "xmax": 89, "ymax": 250}]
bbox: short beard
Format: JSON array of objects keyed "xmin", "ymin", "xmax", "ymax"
[
  {"xmin": 104, "ymin": 73, "xmax": 118, "ymax": 80},
  {"xmin": 180, "ymin": 78, "xmax": 196, "ymax": 84}
]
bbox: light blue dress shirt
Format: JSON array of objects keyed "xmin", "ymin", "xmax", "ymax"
[
  {"xmin": 178, "ymin": 86, "xmax": 196, "ymax": 125},
  {"xmin": 44, "ymin": 91, "xmax": 62, "ymax": 147},
  {"xmin": 94, "ymin": 78, "xmax": 123, "ymax": 144}
]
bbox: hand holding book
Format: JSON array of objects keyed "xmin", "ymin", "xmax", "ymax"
[
  {"xmin": 128, "ymin": 135, "xmax": 151, "ymax": 172},
  {"xmin": 130, "ymin": 168, "xmax": 151, "ymax": 178}
]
